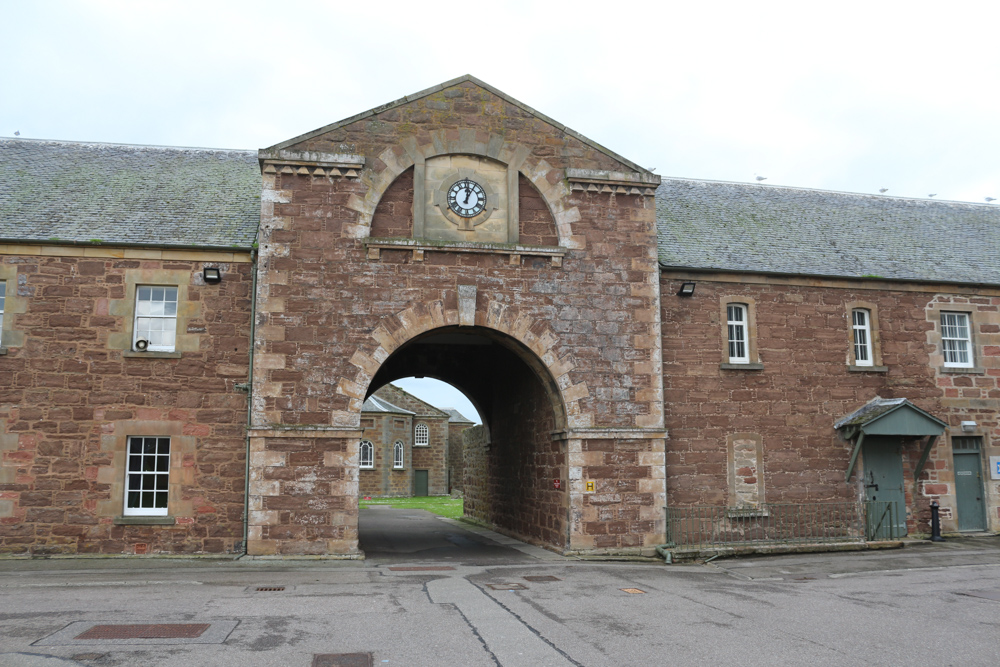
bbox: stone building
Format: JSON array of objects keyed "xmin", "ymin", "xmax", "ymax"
[
  {"xmin": 358, "ymin": 383, "xmax": 458, "ymax": 498},
  {"xmin": 1, "ymin": 75, "xmax": 998, "ymax": 557}
]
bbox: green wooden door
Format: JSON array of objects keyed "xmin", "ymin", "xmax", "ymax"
[
  {"xmin": 413, "ymin": 470, "xmax": 429, "ymax": 497},
  {"xmin": 953, "ymin": 438, "xmax": 986, "ymax": 531},
  {"xmin": 863, "ymin": 436, "xmax": 907, "ymax": 537}
]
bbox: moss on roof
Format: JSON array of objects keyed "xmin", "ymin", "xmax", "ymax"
[
  {"xmin": 0, "ymin": 138, "xmax": 260, "ymax": 249},
  {"xmin": 656, "ymin": 178, "xmax": 1000, "ymax": 284}
]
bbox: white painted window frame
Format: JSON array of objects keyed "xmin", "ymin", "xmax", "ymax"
[
  {"xmin": 852, "ymin": 309, "xmax": 873, "ymax": 366},
  {"xmin": 359, "ymin": 440, "xmax": 374, "ymax": 469},
  {"xmin": 123, "ymin": 436, "xmax": 170, "ymax": 516},
  {"xmin": 414, "ymin": 423, "xmax": 429, "ymax": 447},
  {"xmin": 941, "ymin": 312, "xmax": 973, "ymax": 368},
  {"xmin": 393, "ymin": 441, "xmax": 404, "ymax": 469},
  {"xmin": 726, "ymin": 304, "xmax": 749, "ymax": 364},
  {"xmin": 134, "ymin": 285, "xmax": 179, "ymax": 352}
]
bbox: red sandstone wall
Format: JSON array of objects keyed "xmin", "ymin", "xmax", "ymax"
[
  {"xmin": 249, "ymin": 80, "xmax": 664, "ymax": 555},
  {"xmin": 661, "ymin": 275, "xmax": 1000, "ymax": 534},
  {"xmin": 358, "ymin": 413, "xmax": 413, "ymax": 497},
  {"xmin": 0, "ymin": 252, "xmax": 251, "ymax": 555},
  {"xmin": 369, "ymin": 167, "xmax": 414, "ymax": 238},
  {"xmin": 447, "ymin": 421, "xmax": 470, "ymax": 492},
  {"xmin": 370, "ymin": 385, "xmax": 449, "ymax": 495},
  {"xmin": 254, "ymin": 81, "xmax": 661, "ymax": 431},
  {"xmin": 480, "ymin": 358, "xmax": 566, "ymax": 548}
]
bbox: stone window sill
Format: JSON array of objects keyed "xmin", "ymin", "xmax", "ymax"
[
  {"xmin": 113, "ymin": 516, "xmax": 176, "ymax": 525},
  {"xmin": 123, "ymin": 350, "xmax": 182, "ymax": 359},
  {"xmin": 849, "ymin": 365, "xmax": 888, "ymax": 373},
  {"xmin": 412, "ymin": 444, "xmax": 430, "ymax": 448},
  {"xmin": 0, "ymin": 346, "xmax": 7, "ymax": 356},
  {"xmin": 940, "ymin": 366, "xmax": 985, "ymax": 375},
  {"xmin": 720, "ymin": 362, "xmax": 764, "ymax": 371}
]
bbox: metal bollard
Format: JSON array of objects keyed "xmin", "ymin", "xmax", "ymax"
[{"xmin": 929, "ymin": 501, "xmax": 945, "ymax": 542}]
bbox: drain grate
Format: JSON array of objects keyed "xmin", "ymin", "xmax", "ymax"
[
  {"xmin": 256, "ymin": 586, "xmax": 286, "ymax": 592},
  {"xmin": 524, "ymin": 576, "xmax": 561, "ymax": 582},
  {"xmin": 75, "ymin": 624, "xmax": 209, "ymax": 640},
  {"xmin": 620, "ymin": 588, "xmax": 646, "ymax": 595},
  {"xmin": 387, "ymin": 566, "xmax": 455, "ymax": 571},
  {"xmin": 488, "ymin": 583, "xmax": 527, "ymax": 590}
]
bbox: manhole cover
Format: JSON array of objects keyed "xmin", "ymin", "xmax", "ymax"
[
  {"xmin": 76, "ymin": 624, "xmax": 209, "ymax": 640},
  {"xmin": 387, "ymin": 566, "xmax": 455, "ymax": 571},
  {"xmin": 524, "ymin": 576, "xmax": 561, "ymax": 582},
  {"xmin": 488, "ymin": 583, "xmax": 527, "ymax": 590},
  {"xmin": 620, "ymin": 588, "xmax": 646, "ymax": 595},
  {"xmin": 312, "ymin": 654, "xmax": 373, "ymax": 667}
]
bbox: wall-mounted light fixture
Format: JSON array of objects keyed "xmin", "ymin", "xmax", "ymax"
[
  {"xmin": 961, "ymin": 420, "xmax": 977, "ymax": 433},
  {"xmin": 678, "ymin": 282, "xmax": 696, "ymax": 297},
  {"xmin": 203, "ymin": 267, "xmax": 222, "ymax": 283}
]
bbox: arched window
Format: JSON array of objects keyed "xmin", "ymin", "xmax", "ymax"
[
  {"xmin": 414, "ymin": 423, "xmax": 429, "ymax": 447},
  {"xmin": 393, "ymin": 441, "xmax": 404, "ymax": 469},
  {"xmin": 359, "ymin": 440, "xmax": 374, "ymax": 469}
]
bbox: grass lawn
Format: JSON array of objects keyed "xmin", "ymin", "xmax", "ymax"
[{"xmin": 359, "ymin": 495, "xmax": 464, "ymax": 519}]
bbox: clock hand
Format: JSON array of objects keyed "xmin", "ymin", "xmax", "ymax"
[{"xmin": 463, "ymin": 185, "xmax": 472, "ymax": 205}]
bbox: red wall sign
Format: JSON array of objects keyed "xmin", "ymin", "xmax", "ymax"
[{"xmin": 553, "ymin": 478, "xmax": 561, "ymax": 489}]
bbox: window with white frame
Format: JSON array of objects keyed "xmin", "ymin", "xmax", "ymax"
[
  {"xmin": 124, "ymin": 436, "xmax": 170, "ymax": 516},
  {"xmin": 726, "ymin": 304, "xmax": 749, "ymax": 364},
  {"xmin": 134, "ymin": 286, "xmax": 178, "ymax": 351},
  {"xmin": 133, "ymin": 285, "xmax": 177, "ymax": 352},
  {"xmin": 0, "ymin": 281, "xmax": 5, "ymax": 346},
  {"xmin": 359, "ymin": 440, "xmax": 374, "ymax": 469},
  {"xmin": 393, "ymin": 441, "xmax": 404, "ymax": 469},
  {"xmin": 852, "ymin": 309, "xmax": 873, "ymax": 366},
  {"xmin": 941, "ymin": 312, "xmax": 973, "ymax": 368},
  {"xmin": 414, "ymin": 423, "xmax": 429, "ymax": 446}
]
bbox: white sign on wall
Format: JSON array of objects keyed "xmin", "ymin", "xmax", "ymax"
[{"xmin": 990, "ymin": 456, "xmax": 1000, "ymax": 480}]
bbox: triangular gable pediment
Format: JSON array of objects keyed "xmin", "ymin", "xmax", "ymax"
[
  {"xmin": 259, "ymin": 74, "xmax": 654, "ymax": 177},
  {"xmin": 372, "ymin": 384, "xmax": 449, "ymax": 419}
]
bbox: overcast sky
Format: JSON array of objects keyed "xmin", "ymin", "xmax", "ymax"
[{"xmin": 3, "ymin": 0, "xmax": 997, "ymax": 417}]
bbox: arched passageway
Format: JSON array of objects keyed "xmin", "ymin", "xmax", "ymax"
[{"xmin": 365, "ymin": 326, "xmax": 569, "ymax": 550}]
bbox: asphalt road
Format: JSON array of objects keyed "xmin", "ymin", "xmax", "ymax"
[{"xmin": 1, "ymin": 508, "xmax": 998, "ymax": 667}]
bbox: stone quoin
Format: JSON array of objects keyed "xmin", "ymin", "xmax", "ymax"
[{"xmin": 1, "ymin": 75, "xmax": 998, "ymax": 557}]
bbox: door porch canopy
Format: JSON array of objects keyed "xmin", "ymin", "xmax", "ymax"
[{"xmin": 835, "ymin": 397, "xmax": 947, "ymax": 482}]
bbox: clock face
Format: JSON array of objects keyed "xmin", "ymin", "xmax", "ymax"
[{"xmin": 447, "ymin": 178, "xmax": 487, "ymax": 218}]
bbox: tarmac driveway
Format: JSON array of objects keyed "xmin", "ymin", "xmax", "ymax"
[{"xmin": 0, "ymin": 509, "xmax": 998, "ymax": 667}]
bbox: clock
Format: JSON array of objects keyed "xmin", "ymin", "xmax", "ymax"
[{"xmin": 447, "ymin": 178, "xmax": 487, "ymax": 218}]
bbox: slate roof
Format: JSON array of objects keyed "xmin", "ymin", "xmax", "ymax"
[
  {"xmin": 833, "ymin": 397, "xmax": 909, "ymax": 430},
  {"xmin": 0, "ymin": 138, "xmax": 261, "ymax": 249},
  {"xmin": 442, "ymin": 408, "xmax": 474, "ymax": 424},
  {"xmin": 361, "ymin": 395, "xmax": 414, "ymax": 415},
  {"xmin": 656, "ymin": 178, "xmax": 1000, "ymax": 285}
]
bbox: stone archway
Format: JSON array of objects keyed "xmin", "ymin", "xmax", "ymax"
[
  {"xmin": 362, "ymin": 324, "xmax": 573, "ymax": 549},
  {"xmin": 336, "ymin": 296, "xmax": 589, "ymax": 431}
]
